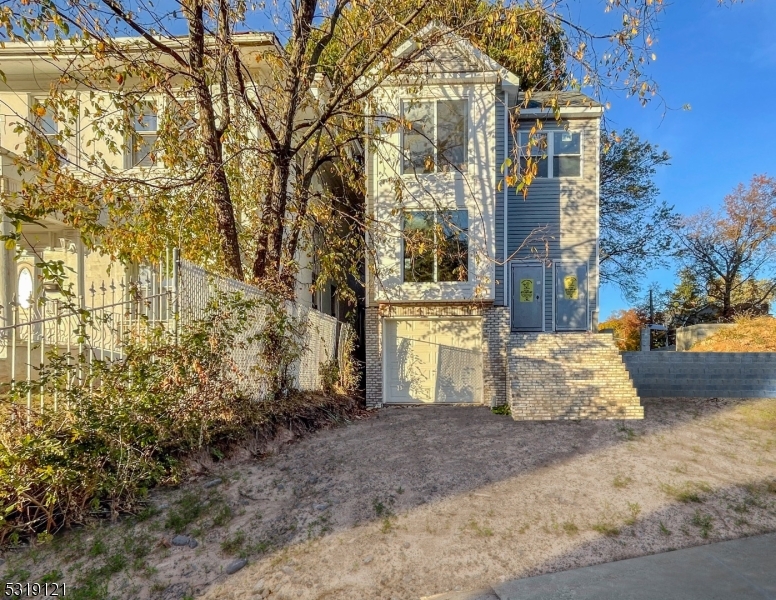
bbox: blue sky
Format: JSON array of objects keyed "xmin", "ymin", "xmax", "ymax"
[{"xmin": 581, "ymin": 0, "xmax": 776, "ymax": 318}]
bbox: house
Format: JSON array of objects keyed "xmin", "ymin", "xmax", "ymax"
[
  {"xmin": 364, "ymin": 25, "xmax": 643, "ymax": 419},
  {"xmin": 0, "ymin": 34, "xmax": 354, "ymax": 386},
  {"xmin": 0, "ymin": 34, "xmax": 337, "ymax": 318}
]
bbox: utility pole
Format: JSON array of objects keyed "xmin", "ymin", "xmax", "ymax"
[{"xmin": 649, "ymin": 289, "xmax": 654, "ymax": 324}]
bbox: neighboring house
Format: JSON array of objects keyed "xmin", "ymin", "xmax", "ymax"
[
  {"xmin": 364, "ymin": 24, "xmax": 643, "ymax": 419},
  {"xmin": 0, "ymin": 34, "xmax": 332, "ymax": 321}
]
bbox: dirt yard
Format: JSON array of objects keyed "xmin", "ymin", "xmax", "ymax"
[{"xmin": 3, "ymin": 397, "xmax": 776, "ymax": 600}]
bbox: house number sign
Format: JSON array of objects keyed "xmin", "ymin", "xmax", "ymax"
[
  {"xmin": 563, "ymin": 275, "xmax": 578, "ymax": 300},
  {"xmin": 519, "ymin": 279, "xmax": 533, "ymax": 302}
]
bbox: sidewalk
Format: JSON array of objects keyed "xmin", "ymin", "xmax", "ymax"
[{"xmin": 423, "ymin": 532, "xmax": 776, "ymax": 600}]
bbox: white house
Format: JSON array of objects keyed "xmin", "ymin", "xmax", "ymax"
[{"xmin": 363, "ymin": 25, "xmax": 643, "ymax": 420}]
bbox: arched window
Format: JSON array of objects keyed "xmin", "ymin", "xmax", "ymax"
[{"xmin": 17, "ymin": 268, "xmax": 33, "ymax": 309}]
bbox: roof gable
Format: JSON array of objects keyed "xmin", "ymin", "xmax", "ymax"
[{"xmin": 388, "ymin": 22, "xmax": 520, "ymax": 90}]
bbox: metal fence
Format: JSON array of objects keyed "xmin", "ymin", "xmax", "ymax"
[{"xmin": 0, "ymin": 250, "xmax": 349, "ymax": 412}]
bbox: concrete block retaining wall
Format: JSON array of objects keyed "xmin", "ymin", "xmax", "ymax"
[{"xmin": 623, "ymin": 352, "xmax": 776, "ymax": 398}]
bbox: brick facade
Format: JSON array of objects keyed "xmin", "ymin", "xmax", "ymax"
[
  {"xmin": 364, "ymin": 306, "xmax": 382, "ymax": 408},
  {"xmin": 482, "ymin": 306, "xmax": 510, "ymax": 407}
]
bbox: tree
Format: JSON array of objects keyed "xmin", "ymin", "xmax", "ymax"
[
  {"xmin": 675, "ymin": 174, "xmax": 776, "ymax": 320},
  {"xmin": 598, "ymin": 308, "xmax": 643, "ymax": 351},
  {"xmin": 599, "ymin": 128, "xmax": 676, "ymax": 298},
  {"xmin": 0, "ymin": 0, "xmax": 727, "ymax": 299}
]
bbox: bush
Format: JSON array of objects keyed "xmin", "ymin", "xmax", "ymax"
[{"xmin": 0, "ymin": 294, "xmax": 261, "ymax": 546}]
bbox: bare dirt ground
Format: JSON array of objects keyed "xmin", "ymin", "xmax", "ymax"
[{"xmin": 3, "ymin": 397, "xmax": 776, "ymax": 600}]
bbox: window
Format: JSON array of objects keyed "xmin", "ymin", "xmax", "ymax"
[
  {"xmin": 32, "ymin": 99, "xmax": 75, "ymax": 163},
  {"xmin": 402, "ymin": 99, "xmax": 467, "ymax": 174},
  {"xmin": 403, "ymin": 209, "xmax": 468, "ymax": 282},
  {"xmin": 129, "ymin": 103, "xmax": 158, "ymax": 167},
  {"xmin": 553, "ymin": 131, "xmax": 581, "ymax": 177},
  {"xmin": 518, "ymin": 130, "xmax": 581, "ymax": 178},
  {"xmin": 17, "ymin": 268, "xmax": 33, "ymax": 309}
]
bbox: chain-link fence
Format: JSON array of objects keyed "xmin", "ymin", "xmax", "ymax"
[{"xmin": 177, "ymin": 258, "xmax": 343, "ymax": 398}]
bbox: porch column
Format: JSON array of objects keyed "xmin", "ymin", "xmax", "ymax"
[
  {"xmin": 0, "ymin": 211, "xmax": 15, "ymax": 327},
  {"xmin": 76, "ymin": 234, "xmax": 86, "ymax": 310}
]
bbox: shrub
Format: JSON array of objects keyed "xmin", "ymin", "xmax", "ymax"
[{"xmin": 0, "ymin": 294, "xmax": 260, "ymax": 546}]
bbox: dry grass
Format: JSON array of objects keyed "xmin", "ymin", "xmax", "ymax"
[
  {"xmin": 690, "ymin": 316, "xmax": 776, "ymax": 352},
  {"xmin": 5, "ymin": 398, "xmax": 776, "ymax": 600}
]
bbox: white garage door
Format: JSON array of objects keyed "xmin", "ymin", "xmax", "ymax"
[{"xmin": 384, "ymin": 318, "xmax": 483, "ymax": 403}]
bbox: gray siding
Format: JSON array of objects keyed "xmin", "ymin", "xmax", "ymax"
[
  {"xmin": 505, "ymin": 114, "xmax": 600, "ymax": 331},
  {"xmin": 494, "ymin": 90, "xmax": 505, "ymax": 305}
]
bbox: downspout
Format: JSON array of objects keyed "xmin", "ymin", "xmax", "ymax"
[
  {"xmin": 503, "ymin": 91, "xmax": 509, "ymax": 304},
  {"xmin": 594, "ymin": 118, "xmax": 601, "ymax": 331}
]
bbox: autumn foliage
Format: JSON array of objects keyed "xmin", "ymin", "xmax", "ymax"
[
  {"xmin": 690, "ymin": 316, "xmax": 776, "ymax": 352},
  {"xmin": 598, "ymin": 309, "xmax": 644, "ymax": 351}
]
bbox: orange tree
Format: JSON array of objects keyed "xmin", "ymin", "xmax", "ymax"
[{"xmin": 599, "ymin": 308, "xmax": 644, "ymax": 351}]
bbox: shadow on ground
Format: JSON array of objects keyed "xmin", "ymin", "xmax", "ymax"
[{"xmin": 2, "ymin": 397, "xmax": 775, "ymax": 600}]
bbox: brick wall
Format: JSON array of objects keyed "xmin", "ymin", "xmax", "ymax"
[
  {"xmin": 508, "ymin": 332, "xmax": 643, "ymax": 420},
  {"xmin": 623, "ymin": 352, "xmax": 776, "ymax": 398},
  {"xmin": 483, "ymin": 306, "xmax": 510, "ymax": 406},
  {"xmin": 364, "ymin": 306, "xmax": 382, "ymax": 408}
]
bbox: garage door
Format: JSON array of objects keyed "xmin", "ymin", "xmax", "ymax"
[{"xmin": 384, "ymin": 318, "xmax": 483, "ymax": 403}]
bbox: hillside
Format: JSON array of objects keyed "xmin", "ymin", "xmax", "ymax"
[{"xmin": 690, "ymin": 316, "xmax": 776, "ymax": 352}]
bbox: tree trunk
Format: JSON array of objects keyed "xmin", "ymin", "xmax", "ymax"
[
  {"xmin": 723, "ymin": 281, "xmax": 732, "ymax": 319},
  {"xmin": 188, "ymin": 1, "xmax": 244, "ymax": 280}
]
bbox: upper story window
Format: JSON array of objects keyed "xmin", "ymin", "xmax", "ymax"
[
  {"xmin": 402, "ymin": 209, "xmax": 469, "ymax": 283},
  {"xmin": 402, "ymin": 99, "xmax": 467, "ymax": 175},
  {"xmin": 32, "ymin": 99, "xmax": 76, "ymax": 164},
  {"xmin": 518, "ymin": 130, "xmax": 581, "ymax": 178},
  {"xmin": 129, "ymin": 103, "xmax": 158, "ymax": 167}
]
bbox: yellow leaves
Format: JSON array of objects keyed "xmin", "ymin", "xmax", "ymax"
[
  {"xmin": 114, "ymin": 73, "xmax": 124, "ymax": 85},
  {"xmin": 34, "ymin": 105, "xmax": 47, "ymax": 118}
]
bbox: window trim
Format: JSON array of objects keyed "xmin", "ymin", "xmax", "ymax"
[
  {"xmin": 400, "ymin": 97, "xmax": 469, "ymax": 176},
  {"xmin": 30, "ymin": 95, "xmax": 79, "ymax": 166},
  {"xmin": 401, "ymin": 208, "xmax": 470, "ymax": 283},
  {"xmin": 127, "ymin": 99, "xmax": 161, "ymax": 169},
  {"xmin": 518, "ymin": 129, "xmax": 583, "ymax": 179}
]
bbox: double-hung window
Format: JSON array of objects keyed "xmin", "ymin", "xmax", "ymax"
[
  {"xmin": 518, "ymin": 130, "xmax": 581, "ymax": 178},
  {"xmin": 32, "ymin": 99, "xmax": 76, "ymax": 164},
  {"xmin": 129, "ymin": 103, "xmax": 158, "ymax": 167},
  {"xmin": 402, "ymin": 99, "xmax": 467, "ymax": 174},
  {"xmin": 402, "ymin": 209, "xmax": 469, "ymax": 282}
]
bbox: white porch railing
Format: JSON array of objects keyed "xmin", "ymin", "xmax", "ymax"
[{"xmin": 0, "ymin": 250, "xmax": 350, "ymax": 415}]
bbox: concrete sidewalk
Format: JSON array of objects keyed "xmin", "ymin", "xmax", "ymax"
[{"xmin": 423, "ymin": 532, "xmax": 776, "ymax": 600}]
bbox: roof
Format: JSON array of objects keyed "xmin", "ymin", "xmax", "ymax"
[
  {"xmin": 517, "ymin": 91, "xmax": 602, "ymax": 110},
  {"xmin": 360, "ymin": 22, "xmax": 520, "ymax": 92}
]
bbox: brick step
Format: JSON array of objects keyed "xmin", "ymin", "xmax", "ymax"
[{"xmin": 508, "ymin": 332, "xmax": 643, "ymax": 421}]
